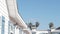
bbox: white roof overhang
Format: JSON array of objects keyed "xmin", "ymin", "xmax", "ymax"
[{"xmin": 6, "ymin": 0, "xmax": 27, "ymax": 29}]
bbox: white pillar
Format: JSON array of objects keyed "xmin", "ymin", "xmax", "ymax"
[{"xmin": 15, "ymin": 26, "xmax": 19, "ymax": 34}]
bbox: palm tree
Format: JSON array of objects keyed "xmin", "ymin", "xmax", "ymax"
[
  {"xmin": 28, "ymin": 22, "xmax": 32, "ymax": 30},
  {"xmin": 28, "ymin": 22, "xmax": 40, "ymax": 30},
  {"xmin": 36, "ymin": 22, "xmax": 40, "ymax": 28},
  {"xmin": 49, "ymin": 22, "xmax": 54, "ymax": 29},
  {"xmin": 49, "ymin": 22, "xmax": 54, "ymax": 34}
]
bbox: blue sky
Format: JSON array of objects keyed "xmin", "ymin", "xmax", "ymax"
[{"xmin": 17, "ymin": 0, "xmax": 60, "ymax": 30}]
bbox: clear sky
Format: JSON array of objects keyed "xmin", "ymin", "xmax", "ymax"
[{"xmin": 17, "ymin": 0, "xmax": 60, "ymax": 30}]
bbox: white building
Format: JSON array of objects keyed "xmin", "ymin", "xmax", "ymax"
[
  {"xmin": 0, "ymin": 0, "xmax": 31, "ymax": 34},
  {"xmin": 0, "ymin": 0, "xmax": 60, "ymax": 34},
  {"xmin": 32, "ymin": 29, "xmax": 60, "ymax": 34},
  {"xmin": 31, "ymin": 25, "xmax": 60, "ymax": 34}
]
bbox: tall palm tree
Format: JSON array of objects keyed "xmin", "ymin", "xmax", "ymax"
[
  {"xmin": 49, "ymin": 22, "xmax": 54, "ymax": 34},
  {"xmin": 36, "ymin": 22, "xmax": 40, "ymax": 28},
  {"xmin": 49, "ymin": 22, "xmax": 54, "ymax": 29},
  {"xmin": 28, "ymin": 22, "xmax": 32, "ymax": 30},
  {"xmin": 28, "ymin": 22, "xmax": 40, "ymax": 30}
]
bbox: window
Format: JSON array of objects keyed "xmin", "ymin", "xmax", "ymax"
[
  {"xmin": 11, "ymin": 33, "xmax": 13, "ymax": 34},
  {"xmin": 52, "ymin": 32, "xmax": 60, "ymax": 34},
  {"xmin": 59, "ymin": 33, "xmax": 60, "ymax": 34},
  {"xmin": 9, "ymin": 21, "xmax": 15, "ymax": 34},
  {"xmin": 0, "ymin": 16, "xmax": 2, "ymax": 34},
  {"xmin": 19, "ymin": 28, "xmax": 22, "ymax": 34},
  {"xmin": 32, "ymin": 32, "xmax": 36, "ymax": 34},
  {"xmin": 1, "ymin": 16, "xmax": 5, "ymax": 34},
  {"xmin": 8, "ymin": 21, "xmax": 10, "ymax": 34},
  {"xmin": 40, "ymin": 33, "xmax": 48, "ymax": 34}
]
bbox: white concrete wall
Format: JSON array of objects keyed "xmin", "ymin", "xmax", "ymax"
[
  {"xmin": 0, "ymin": 0, "xmax": 31, "ymax": 34},
  {"xmin": 0, "ymin": 0, "xmax": 9, "ymax": 34},
  {"xmin": 36, "ymin": 31, "xmax": 48, "ymax": 34},
  {"xmin": 15, "ymin": 27, "xmax": 19, "ymax": 34},
  {"xmin": 0, "ymin": 0, "xmax": 9, "ymax": 18}
]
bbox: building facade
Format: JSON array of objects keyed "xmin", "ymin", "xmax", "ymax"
[
  {"xmin": 0, "ymin": 0, "xmax": 60, "ymax": 34},
  {"xmin": 30, "ymin": 23, "xmax": 60, "ymax": 34},
  {"xmin": 32, "ymin": 29, "xmax": 60, "ymax": 34},
  {"xmin": 0, "ymin": 0, "xmax": 31, "ymax": 34},
  {"xmin": 31, "ymin": 25, "xmax": 60, "ymax": 34}
]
